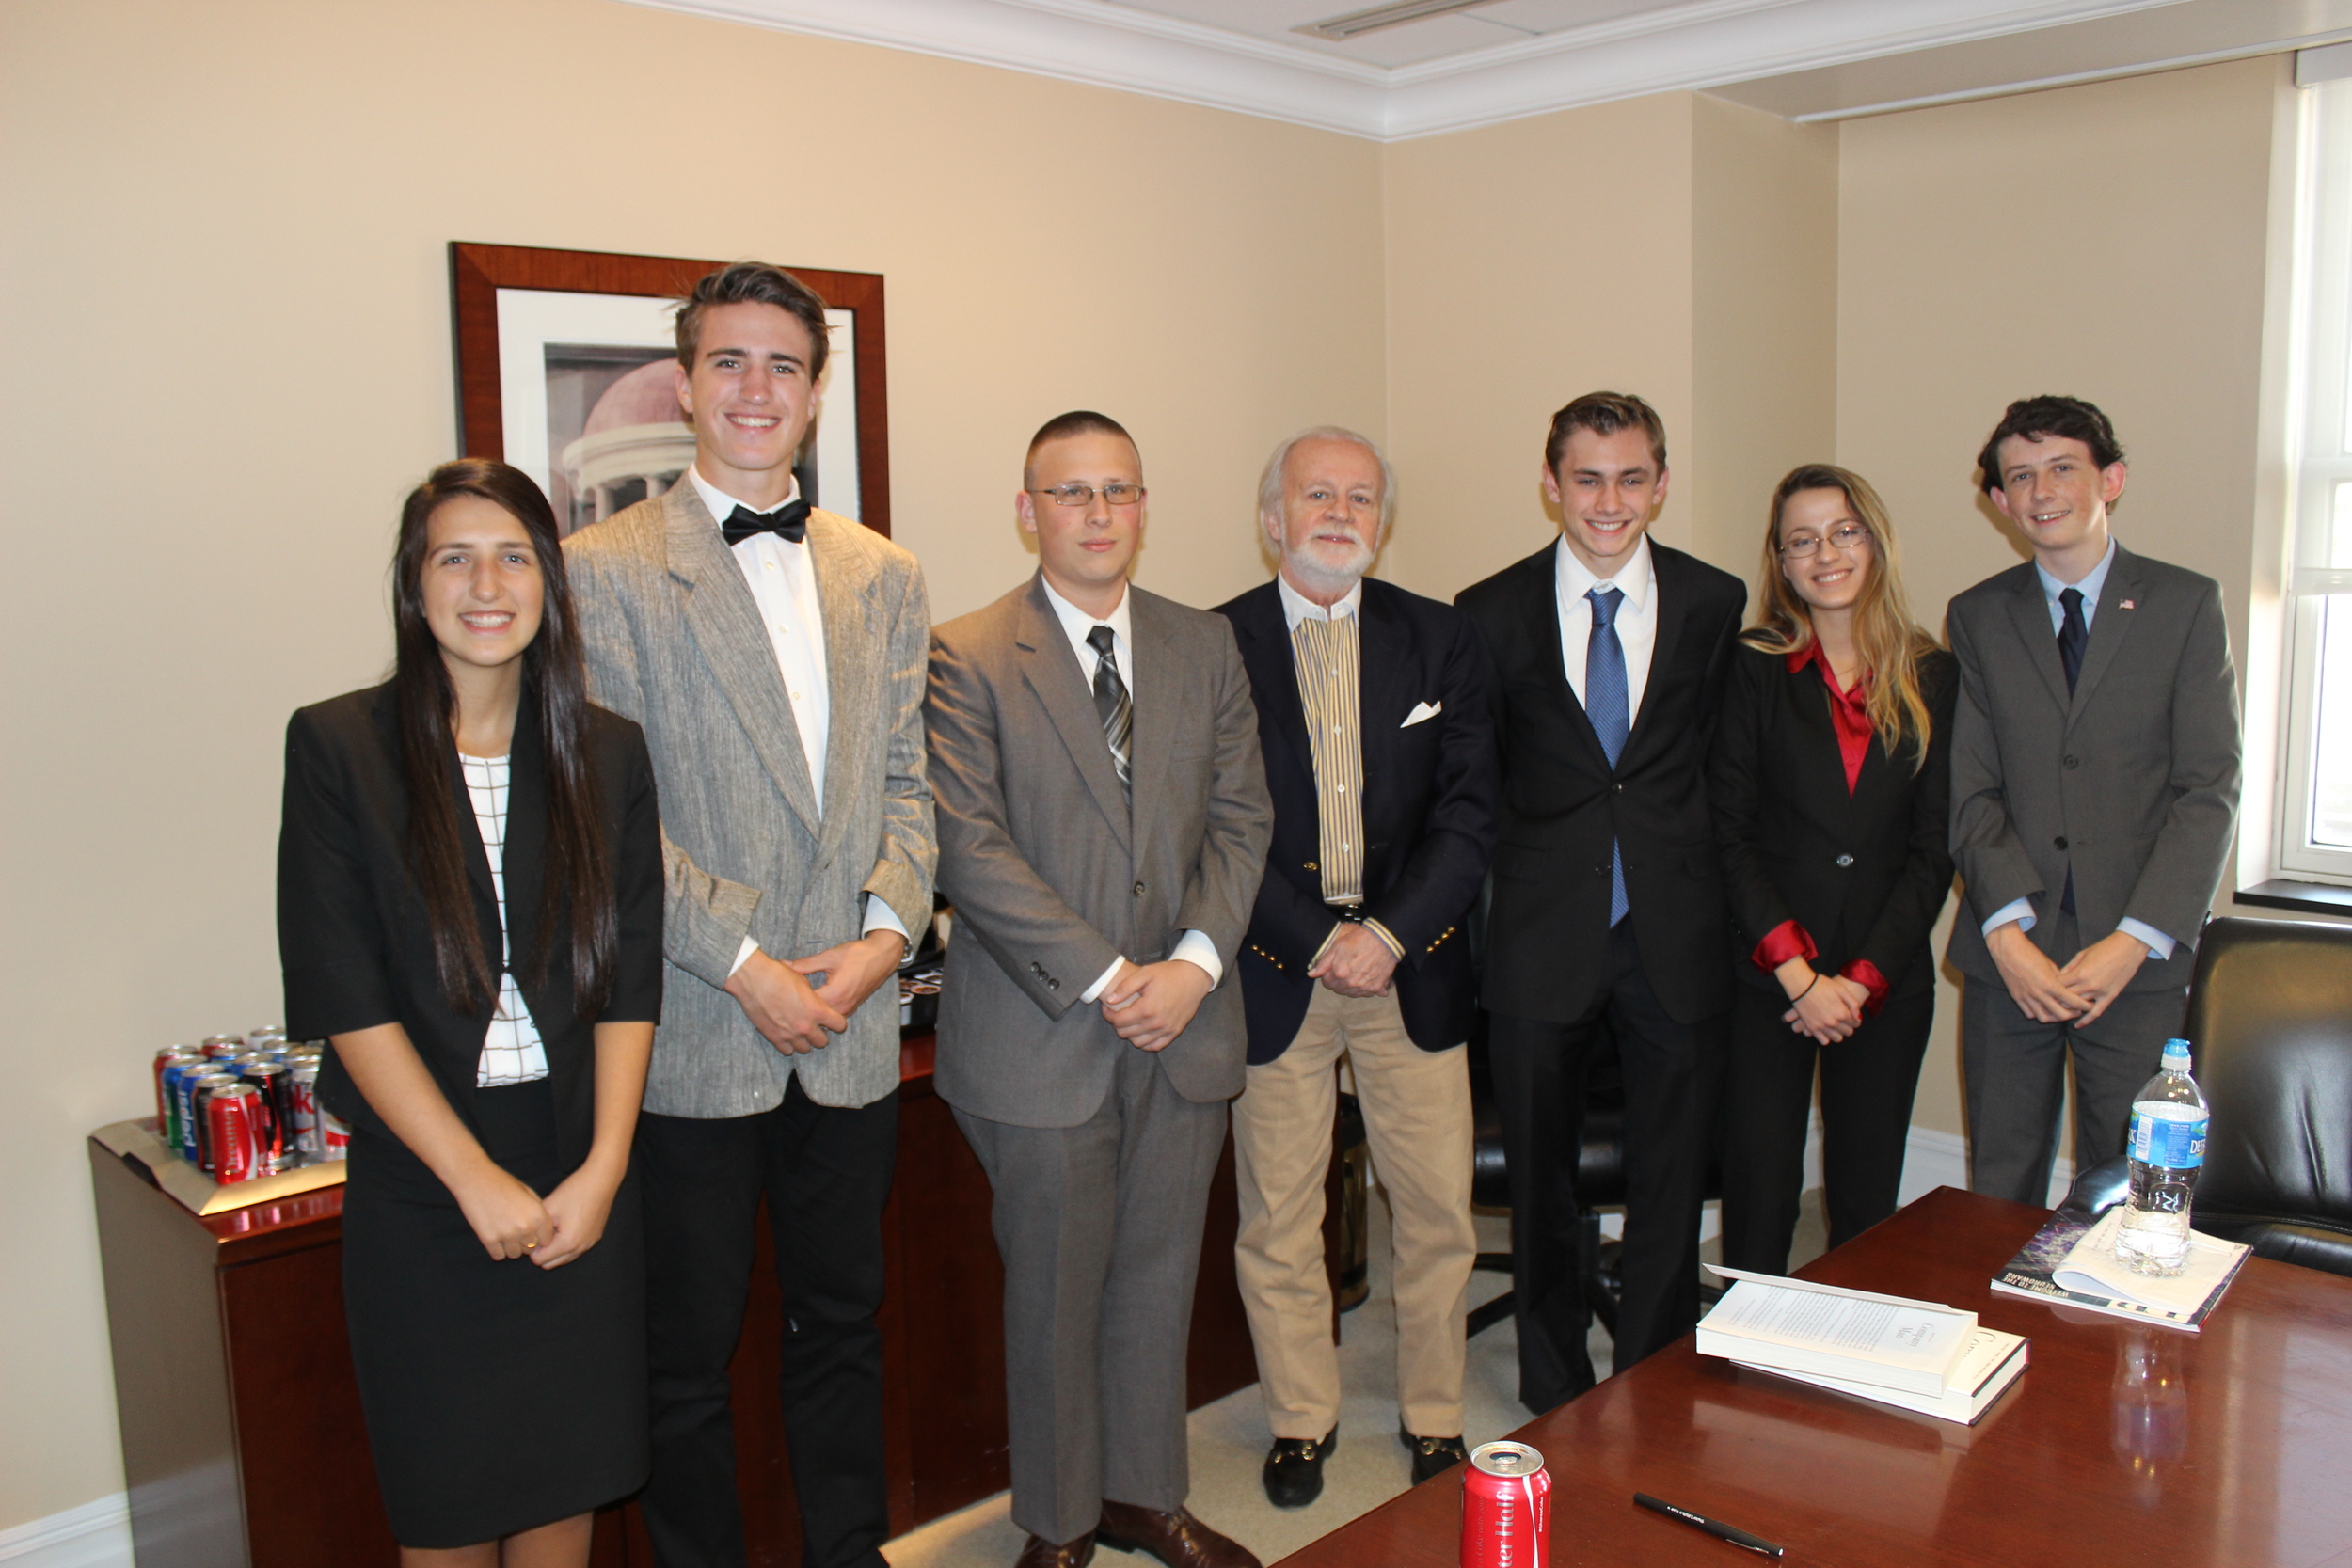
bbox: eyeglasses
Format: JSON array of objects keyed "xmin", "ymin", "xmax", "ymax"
[
  {"xmin": 1032, "ymin": 483, "xmax": 1146, "ymax": 507},
  {"xmin": 1780, "ymin": 524, "xmax": 1872, "ymax": 559}
]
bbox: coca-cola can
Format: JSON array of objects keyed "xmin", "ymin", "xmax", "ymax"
[
  {"xmin": 200, "ymin": 1034, "xmax": 244, "ymax": 1062},
  {"xmin": 239, "ymin": 1061, "xmax": 294, "ymax": 1174},
  {"xmin": 152, "ymin": 1046, "xmax": 202, "ymax": 1147},
  {"xmin": 189, "ymin": 1071, "xmax": 240, "ymax": 1174},
  {"xmin": 1462, "ymin": 1441, "xmax": 1549, "ymax": 1568},
  {"xmin": 206, "ymin": 1083, "xmax": 266, "ymax": 1184},
  {"xmin": 288, "ymin": 1057, "xmax": 323, "ymax": 1159},
  {"xmin": 321, "ymin": 1106, "xmax": 351, "ymax": 1161}
]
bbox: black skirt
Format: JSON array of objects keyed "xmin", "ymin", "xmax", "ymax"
[{"xmin": 342, "ymin": 1079, "xmax": 648, "ymax": 1548}]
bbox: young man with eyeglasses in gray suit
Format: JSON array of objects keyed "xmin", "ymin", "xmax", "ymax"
[
  {"xmin": 565, "ymin": 262, "xmax": 935, "ymax": 1568},
  {"xmin": 1947, "ymin": 395, "xmax": 2240, "ymax": 1207},
  {"xmin": 926, "ymin": 411, "xmax": 1272, "ymax": 1568}
]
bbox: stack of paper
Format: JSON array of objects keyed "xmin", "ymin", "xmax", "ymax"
[{"xmin": 1696, "ymin": 1267, "xmax": 2028, "ymax": 1424}]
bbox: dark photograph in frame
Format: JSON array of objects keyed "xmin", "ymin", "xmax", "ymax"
[{"xmin": 449, "ymin": 242, "xmax": 890, "ymax": 538}]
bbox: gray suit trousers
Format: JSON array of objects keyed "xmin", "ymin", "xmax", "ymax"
[
  {"xmin": 954, "ymin": 1049, "xmax": 1227, "ymax": 1546},
  {"xmin": 1962, "ymin": 914, "xmax": 2190, "ymax": 1204}
]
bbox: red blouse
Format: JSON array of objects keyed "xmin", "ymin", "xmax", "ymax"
[{"xmin": 1749, "ymin": 645, "xmax": 1890, "ymax": 1015}]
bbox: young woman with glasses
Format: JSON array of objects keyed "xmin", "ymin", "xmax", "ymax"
[{"xmin": 1708, "ymin": 464, "xmax": 1957, "ymax": 1273}]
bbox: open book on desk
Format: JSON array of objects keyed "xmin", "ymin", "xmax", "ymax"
[
  {"xmin": 1695, "ymin": 1266, "xmax": 1978, "ymax": 1398},
  {"xmin": 1991, "ymin": 1207, "xmax": 2250, "ymax": 1331}
]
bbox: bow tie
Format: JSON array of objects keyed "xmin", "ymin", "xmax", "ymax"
[{"xmin": 721, "ymin": 499, "xmax": 810, "ymax": 546}]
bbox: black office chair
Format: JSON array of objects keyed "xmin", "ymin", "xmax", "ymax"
[{"xmin": 2058, "ymin": 916, "xmax": 2352, "ymax": 1279}]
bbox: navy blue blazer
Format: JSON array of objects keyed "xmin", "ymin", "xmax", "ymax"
[{"xmin": 1216, "ymin": 578, "xmax": 1499, "ymax": 1063}]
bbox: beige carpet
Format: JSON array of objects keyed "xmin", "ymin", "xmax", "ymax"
[{"xmin": 882, "ymin": 1187, "xmax": 1829, "ymax": 1567}]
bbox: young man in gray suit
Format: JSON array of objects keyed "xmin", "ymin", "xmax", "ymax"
[
  {"xmin": 926, "ymin": 411, "xmax": 1272, "ymax": 1568},
  {"xmin": 1947, "ymin": 395, "xmax": 2240, "ymax": 1206},
  {"xmin": 565, "ymin": 263, "xmax": 935, "ymax": 1568}
]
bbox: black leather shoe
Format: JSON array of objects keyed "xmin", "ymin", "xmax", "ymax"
[
  {"xmin": 1402, "ymin": 1428, "xmax": 1470, "ymax": 1485},
  {"xmin": 1260, "ymin": 1427, "xmax": 1338, "ymax": 1509}
]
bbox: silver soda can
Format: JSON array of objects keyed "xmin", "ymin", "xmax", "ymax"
[
  {"xmin": 320, "ymin": 1106, "xmax": 351, "ymax": 1161},
  {"xmin": 289, "ymin": 1057, "xmax": 323, "ymax": 1159}
]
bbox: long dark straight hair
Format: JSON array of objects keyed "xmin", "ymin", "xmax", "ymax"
[{"xmin": 391, "ymin": 459, "xmax": 616, "ymax": 1018}]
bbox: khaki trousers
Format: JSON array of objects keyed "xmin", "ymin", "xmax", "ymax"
[{"xmin": 1232, "ymin": 985, "xmax": 1476, "ymax": 1439}]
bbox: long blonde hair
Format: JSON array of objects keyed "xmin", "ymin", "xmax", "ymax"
[{"xmin": 1742, "ymin": 464, "xmax": 1939, "ymax": 772}]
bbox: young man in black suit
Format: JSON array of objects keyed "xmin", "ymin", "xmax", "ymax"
[
  {"xmin": 1216, "ymin": 428, "xmax": 1498, "ymax": 1507},
  {"xmin": 1455, "ymin": 391, "xmax": 1746, "ymax": 1414}
]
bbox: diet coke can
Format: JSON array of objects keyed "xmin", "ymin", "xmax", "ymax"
[
  {"xmin": 288, "ymin": 1057, "xmax": 322, "ymax": 1159},
  {"xmin": 206, "ymin": 1083, "xmax": 267, "ymax": 1185},
  {"xmin": 1461, "ymin": 1441, "xmax": 1549, "ymax": 1568},
  {"xmin": 239, "ymin": 1061, "xmax": 294, "ymax": 1174},
  {"xmin": 320, "ymin": 1106, "xmax": 351, "ymax": 1161}
]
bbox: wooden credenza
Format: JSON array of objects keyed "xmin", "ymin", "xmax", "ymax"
[{"xmin": 89, "ymin": 1035, "xmax": 1269, "ymax": 1566}]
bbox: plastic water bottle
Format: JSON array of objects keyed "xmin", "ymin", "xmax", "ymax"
[{"xmin": 2115, "ymin": 1039, "xmax": 2209, "ymax": 1277}]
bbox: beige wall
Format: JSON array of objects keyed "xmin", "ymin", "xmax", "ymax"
[
  {"xmin": 0, "ymin": 1, "xmax": 2299, "ymax": 1532},
  {"xmin": 1835, "ymin": 55, "xmax": 2291, "ymax": 1140},
  {"xmin": 0, "ymin": 0, "xmax": 1383, "ymax": 1530}
]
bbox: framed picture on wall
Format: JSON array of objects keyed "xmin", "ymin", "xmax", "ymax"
[{"xmin": 449, "ymin": 242, "xmax": 890, "ymax": 538}]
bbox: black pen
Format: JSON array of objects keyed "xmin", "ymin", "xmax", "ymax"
[{"xmin": 1634, "ymin": 1493, "xmax": 1785, "ymax": 1559}]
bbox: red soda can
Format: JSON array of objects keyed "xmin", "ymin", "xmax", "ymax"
[
  {"xmin": 206, "ymin": 1083, "xmax": 266, "ymax": 1184},
  {"xmin": 152, "ymin": 1046, "xmax": 201, "ymax": 1145},
  {"xmin": 189, "ymin": 1070, "xmax": 238, "ymax": 1173},
  {"xmin": 200, "ymin": 1034, "xmax": 243, "ymax": 1062},
  {"xmin": 1462, "ymin": 1441, "xmax": 1549, "ymax": 1568},
  {"xmin": 288, "ymin": 1057, "xmax": 322, "ymax": 1160},
  {"xmin": 239, "ymin": 1061, "xmax": 293, "ymax": 1174}
]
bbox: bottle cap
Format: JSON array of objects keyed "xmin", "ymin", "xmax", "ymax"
[{"xmin": 2162, "ymin": 1038, "xmax": 2192, "ymax": 1068}]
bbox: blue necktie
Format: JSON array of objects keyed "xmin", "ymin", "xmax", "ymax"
[
  {"xmin": 1587, "ymin": 586, "xmax": 1630, "ymax": 927},
  {"xmin": 2057, "ymin": 587, "xmax": 2087, "ymax": 914}
]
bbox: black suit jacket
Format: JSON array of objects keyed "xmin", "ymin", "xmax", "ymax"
[
  {"xmin": 277, "ymin": 683, "xmax": 663, "ymax": 1185},
  {"xmin": 1216, "ymin": 578, "xmax": 1500, "ymax": 1063},
  {"xmin": 1455, "ymin": 539, "xmax": 1747, "ymax": 1025},
  {"xmin": 1709, "ymin": 643, "xmax": 1958, "ymax": 1001}
]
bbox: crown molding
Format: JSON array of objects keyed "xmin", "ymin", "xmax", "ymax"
[{"xmin": 615, "ymin": 0, "xmax": 2194, "ymax": 140}]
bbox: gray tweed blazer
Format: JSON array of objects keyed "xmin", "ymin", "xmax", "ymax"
[{"xmin": 565, "ymin": 484, "xmax": 935, "ymax": 1115}]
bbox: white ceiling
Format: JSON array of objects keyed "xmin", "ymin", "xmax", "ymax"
[{"xmin": 617, "ymin": 0, "xmax": 2352, "ymax": 137}]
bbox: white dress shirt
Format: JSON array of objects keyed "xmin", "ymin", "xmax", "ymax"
[
  {"xmin": 1037, "ymin": 576, "xmax": 1224, "ymax": 1001},
  {"xmin": 1554, "ymin": 533, "xmax": 1660, "ymax": 724},
  {"xmin": 1979, "ymin": 538, "xmax": 2172, "ymax": 959},
  {"xmin": 689, "ymin": 468, "xmax": 909, "ymax": 974},
  {"xmin": 458, "ymin": 752, "xmax": 550, "ymax": 1086}
]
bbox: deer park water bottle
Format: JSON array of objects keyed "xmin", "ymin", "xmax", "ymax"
[{"xmin": 2115, "ymin": 1039, "xmax": 2208, "ymax": 1278}]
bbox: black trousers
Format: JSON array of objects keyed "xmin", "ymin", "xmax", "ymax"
[
  {"xmin": 1487, "ymin": 920, "xmax": 1726, "ymax": 1415},
  {"xmin": 636, "ymin": 1077, "xmax": 898, "ymax": 1568},
  {"xmin": 1718, "ymin": 982, "xmax": 1934, "ymax": 1275}
]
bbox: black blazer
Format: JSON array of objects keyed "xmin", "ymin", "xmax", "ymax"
[
  {"xmin": 1709, "ymin": 643, "xmax": 1958, "ymax": 1001},
  {"xmin": 1455, "ymin": 540, "xmax": 1747, "ymax": 1025},
  {"xmin": 277, "ymin": 683, "xmax": 663, "ymax": 1185},
  {"xmin": 1216, "ymin": 578, "xmax": 1500, "ymax": 1063}
]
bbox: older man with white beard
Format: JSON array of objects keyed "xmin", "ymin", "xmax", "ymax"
[{"xmin": 1213, "ymin": 428, "xmax": 1499, "ymax": 1508}]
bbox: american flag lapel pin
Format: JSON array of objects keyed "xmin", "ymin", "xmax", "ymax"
[{"xmin": 2120, "ymin": 599, "xmax": 2136, "ymax": 610}]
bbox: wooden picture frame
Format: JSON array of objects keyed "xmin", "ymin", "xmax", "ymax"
[{"xmin": 449, "ymin": 242, "xmax": 890, "ymax": 537}]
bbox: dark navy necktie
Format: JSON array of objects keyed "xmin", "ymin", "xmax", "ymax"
[
  {"xmin": 722, "ymin": 498, "xmax": 810, "ymax": 546},
  {"xmin": 2058, "ymin": 587, "xmax": 2088, "ymax": 695},
  {"xmin": 1587, "ymin": 586, "xmax": 1630, "ymax": 927}
]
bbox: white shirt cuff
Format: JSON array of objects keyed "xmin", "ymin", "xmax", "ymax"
[
  {"xmin": 1080, "ymin": 956, "xmax": 1127, "ymax": 1005},
  {"xmin": 863, "ymin": 894, "xmax": 911, "ymax": 958},
  {"xmin": 1981, "ymin": 897, "xmax": 2037, "ymax": 938},
  {"xmin": 729, "ymin": 936, "xmax": 761, "ymax": 978},
  {"xmin": 2117, "ymin": 918, "xmax": 2176, "ymax": 962},
  {"xmin": 1170, "ymin": 929, "xmax": 1224, "ymax": 988}
]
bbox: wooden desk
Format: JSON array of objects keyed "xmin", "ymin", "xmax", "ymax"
[
  {"xmin": 1277, "ymin": 1186, "xmax": 2352, "ymax": 1568},
  {"xmin": 91, "ymin": 1034, "xmax": 1263, "ymax": 1567}
]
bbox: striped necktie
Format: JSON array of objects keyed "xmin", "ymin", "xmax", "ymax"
[{"xmin": 1087, "ymin": 625, "xmax": 1133, "ymax": 793}]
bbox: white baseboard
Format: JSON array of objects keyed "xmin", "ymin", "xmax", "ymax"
[
  {"xmin": 1898, "ymin": 1123, "xmax": 2075, "ymax": 1210},
  {"xmin": 0, "ymin": 1495, "xmax": 131, "ymax": 1568}
]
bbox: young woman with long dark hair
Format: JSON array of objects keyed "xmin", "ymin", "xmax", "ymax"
[
  {"xmin": 1709, "ymin": 464, "xmax": 1956, "ymax": 1274},
  {"xmin": 278, "ymin": 459, "xmax": 661, "ymax": 1565}
]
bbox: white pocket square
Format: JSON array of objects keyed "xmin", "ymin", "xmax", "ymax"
[{"xmin": 1402, "ymin": 701, "xmax": 1442, "ymax": 728}]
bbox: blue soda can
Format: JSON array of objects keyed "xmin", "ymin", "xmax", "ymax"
[{"xmin": 166, "ymin": 1058, "xmax": 215, "ymax": 1163}]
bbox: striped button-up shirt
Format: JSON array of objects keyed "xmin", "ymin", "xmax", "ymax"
[{"xmin": 1279, "ymin": 574, "xmax": 1403, "ymax": 962}]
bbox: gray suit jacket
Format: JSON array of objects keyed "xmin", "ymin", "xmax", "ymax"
[
  {"xmin": 1946, "ymin": 544, "xmax": 2240, "ymax": 993},
  {"xmin": 565, "ymin": 485, "xmax": 935, "ymax": 1116},
  {"xmin": 926, "ymin": 575, "xmax": 1273, "ymax": 1129}
]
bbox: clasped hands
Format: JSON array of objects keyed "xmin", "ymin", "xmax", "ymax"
[
  {"xmin": 1987, "ymin": 923, "xmax": 2149, "ymax": 1025},
  {"xmin": 1100, "ymin": 957, "xmax": 1215, "ymax": 1052},
  {"xmin": 1774, "ymin": 956, "xmax": 1873, "ymax": 1044},
  {"xmin": 1310, "ymin": 921, "xmax": 1399, "ymax": 1000},
  {"xmin": 724, "ymin": 930, "xmax": 906, "ymax": 1054}
]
